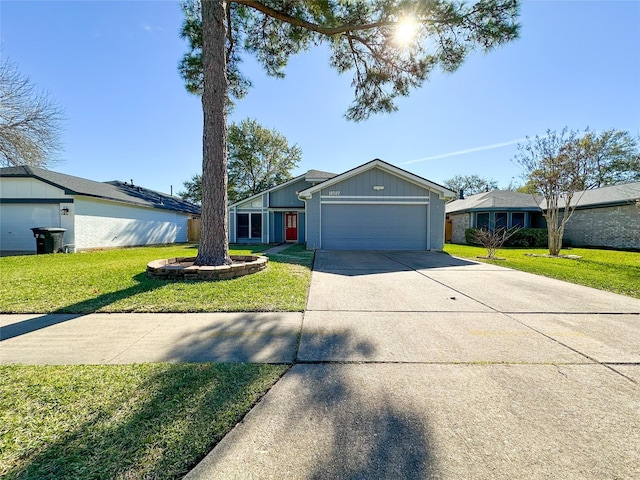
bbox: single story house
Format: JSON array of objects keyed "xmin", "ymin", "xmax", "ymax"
[
  {"xmin": 445, "ymin": 190, "xmax": 546, "ymax": 244},
  {"xmin": 0, "ymin": 166, "xmax": 200, "ymax": 254},
  {"xmin": 228, "ymin": 159, "xmax": 455, "ymax": 250},
  {"xmin": 446, "ymin": 182, "xmax": 640, "ymax": 249}
]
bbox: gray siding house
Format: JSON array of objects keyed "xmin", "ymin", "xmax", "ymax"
[{"xmin": 228, "ymin": 159, "xmax": 455, "ymax": 251}]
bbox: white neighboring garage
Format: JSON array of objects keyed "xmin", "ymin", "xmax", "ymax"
[
  {"xmin": 0, "ymin": 166, "xmax": 200, "ymax": 255},
  {"xmin": 299, "ymin": 159, "xmax": 454, "ymax": 251}
]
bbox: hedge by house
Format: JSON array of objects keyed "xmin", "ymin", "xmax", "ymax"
[{"xmin": 465, "ymin": 228, "xmax": 548, "ymax": 248}]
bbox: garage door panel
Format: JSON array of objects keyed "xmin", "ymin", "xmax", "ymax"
[
  {"xmin": 0, "ymin": 204, "xmax": 59, "ymax": 252},
  {"xmin": 322, "ymin": 204, "xmax": 427, "ymax": 250}
]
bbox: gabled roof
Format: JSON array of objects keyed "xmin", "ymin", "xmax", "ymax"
[
  {"xmin": 0, "ymin": 166, "xmax": 200, "ymax": 214},
  {"xmin": 297, "ymin": 159, "xmax": 455, "ymax": 199},
  {"xmin": 227, "ymin": 169, "xmax": 337, "ymax": 208},
  {"xmin": 305, "ymin": 169, "xmax": 336, "ymax": 182},
  {"xmin": 446, "ymin": 190, "xmax": 542, "ymax": 214}
]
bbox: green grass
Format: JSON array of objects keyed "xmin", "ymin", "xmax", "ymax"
[
  {"xmin": 444, "ymin": 244, "xmax": 640, "ymax": 299},
  {"xmin": 0, "ymin": 244, "xmax": 312, "ymax": 313},
  {"xmin": 0, "ymin": 363, "xmax": 287, "ymax": 479}
]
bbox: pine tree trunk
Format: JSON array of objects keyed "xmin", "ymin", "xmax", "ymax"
[{"xmin": 195, "ymin": 0, "xmax": 232, "ymax": 266}]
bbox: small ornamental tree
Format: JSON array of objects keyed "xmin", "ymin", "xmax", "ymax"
[
  {"xmin": 515, "ymin": 128, "xmax": 586, "ymax": 256},
  {"xmin": 473, "ymin": 226, "xmax": 520, "ymax": 259},
  {"xmin": 180, "ymin": 0, "xmax": 521, "ymax": 266},
  {"xmin": 516, "ymin": 127, "xmax": 640, "ymax": 256}
]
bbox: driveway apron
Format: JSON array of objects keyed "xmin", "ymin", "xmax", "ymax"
[{"xmin": 187, "ymin": 250, "xmax": 640, "ymax": 480}]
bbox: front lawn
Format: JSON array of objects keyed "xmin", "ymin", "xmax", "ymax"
[
  {"xmin": 0, "ymin": 363, "xmax": 287, "ymax": 479},
  {"xmin": 0, "ymin": 244, "xmax": 312, "ymax": 313},
  {"xmin": 444, "ymin": 244, "xmax": 640, "ymax": 299}
]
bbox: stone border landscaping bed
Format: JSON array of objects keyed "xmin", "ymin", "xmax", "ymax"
[{"xmin": 147, "ymin": 255, "xmax": 268, "ymax": 281}]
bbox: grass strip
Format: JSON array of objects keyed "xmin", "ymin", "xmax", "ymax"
[
  {"xmin": 0, "ymin": 244, "xmax": 312, "ymax": 313},
  {"xmin": 444, "ymin": 244, "xmax": 640, "ymax": 299},
  {"xmin": 0, "ymin": 363, "xmax": 288, "ymax": 479}
]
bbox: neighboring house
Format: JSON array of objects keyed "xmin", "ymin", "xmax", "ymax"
[
  {"xmin": 552, "ymin": 183, "xmax": 640, "ymax": 249},
  {"xmin": 0, "ymin": 166, "xmax": 200, "ymax": 254},
  {"xmin": 446, "ymin": 183, "xmax": 640, "ymax": 249},
  {"xmin": 445, "ymin": 190, "xmax": 545, "ymax": 244},
  {"xmin": 228, "ymin": 159, "xmax": 455, "ymax": 251}
]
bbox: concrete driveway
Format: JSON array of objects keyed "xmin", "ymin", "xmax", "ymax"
[{"xmin": 188, "ymin": 250, "xmax": 640, "ymax": 479}]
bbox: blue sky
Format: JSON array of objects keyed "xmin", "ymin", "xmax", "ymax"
[{"xmin": 2, "ymin": 1, "xmax": 639, "ymax": 194}]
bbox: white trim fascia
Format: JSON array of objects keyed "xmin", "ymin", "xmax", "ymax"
[
  {"xmin": 427, "ymin": 196, "xmax": 431, "ymax": 250},
  {"xmin": 228, "ymin": 174, "xmax": 307, "ymax": 209},
  {"xmin": 304, "ymin": 201, "xmax": 308, "ymax": 247},
  {"xmin": 298, "ymin": 159, "xmax": 455, "ymax": 200},
  {"xmin": 268, "ymin": 207, "xmax": 305, "ymax": 212},
  {"xmin": 319, "ymin": 199, "xmax": 322, "ymax": 249},
  {"xmin": 321, "ymin": 200, "xmax": 429, "ymax": 205},
  {"xmin": 321, "ymin": 195, "xmax": 429, "ymax": 200}
]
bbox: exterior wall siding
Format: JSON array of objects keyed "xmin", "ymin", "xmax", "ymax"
[
  {"xmin": 429, "ymin": 190, "xmax": 445, "ymax": 250},
  {"xmin": 451, "ymin": 213, "xmax": 470, "ymax": 244},
  {"xmin": 298, "ymin": 213, "xmax": 305, "ymax": 243},
  {"xmin": 0, "ymin": 177, "xmax": 71, "ymax": 199},
  {"xmin": 73, "ymin": 197, "xmax": 188, "ymax": 250},
  {"xmin": 273, "ymin": 212, "xmax": 283, "ymax": 243},
  {"xmin": 321, "ymin": 167, "xmax": 427, "ymax": 197},
  {"xmin": 563, "ymin": 204, "xmax": 639, "ymax": 249},
  {"xmin": 305, "ymin": 194, "xmax": 321, "ymax": 250},
  {"xmin": 269, "ymin": 178, "xmax": 306, "ymax": 208}
]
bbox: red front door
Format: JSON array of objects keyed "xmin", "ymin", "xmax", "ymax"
[{"xmin": 285, "ymin": 212, "xmax": 298, "ymax": 242}]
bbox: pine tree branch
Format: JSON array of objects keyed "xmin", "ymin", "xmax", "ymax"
[{"xmin": 233, "ymin": 0, "xmax": 397, "ymax": 36}]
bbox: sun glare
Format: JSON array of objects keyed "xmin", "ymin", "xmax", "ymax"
[{"xmin": 394, "ymin": 18, "xmax": 418, "ymax": 46}]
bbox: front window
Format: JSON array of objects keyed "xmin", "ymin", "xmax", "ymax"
[
  {"xmin": 495, "ymin": 212, "xmax": 507, "ymax": 230},
  {"xmin": 237, "ymin": 214, "xmax": 249, "ymax": 238},
  {"xmin": 511, "ymin": 212, "xmax": 525, "ymax": 228},
  {"xmin": 476, "ymin": 212, "xmax": 490, "ymax": 230},
  {"xmin": 237, "ymin": 213, "xmax": 262, "ymax": 239},
  {"xmin": 250, "ymin": 213, "xmax": 262, "ymax": 238}
]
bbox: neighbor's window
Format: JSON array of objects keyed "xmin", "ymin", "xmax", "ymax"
[
  {"xmin": 250, "ymin": 213, "xmax": 262, "ymax": 238},
  {"xmin": 495, "ymin": 212, "xmax": 507, "ymax": 230},
  {"xmin": 511, "ymin": 212, "xmax": 525, "ymax": 228},
  {"xmin": 237, "ymin": 214, "xmax": 249, "ymax": 238},
  {"xmin": 476, "ymin": 212, "xmax": 490, "ymax": 230}
]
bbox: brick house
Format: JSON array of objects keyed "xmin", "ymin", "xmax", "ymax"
[{"xmin": 446, "ymin": 183, "xmax": 640, "ymax": 250}]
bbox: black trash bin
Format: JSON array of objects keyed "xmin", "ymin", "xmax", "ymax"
[{"xmin": 31, "ymin": 227, "xmax": 67, "ymax": 254}]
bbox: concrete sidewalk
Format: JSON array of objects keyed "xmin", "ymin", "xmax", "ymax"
[
  {"xmin": 186, "ymin": 250, "xmax": 640, "ymax": 479},
  {"xmin": 0, "ymin": 312, "xmax": 302, "ymax": 364}
]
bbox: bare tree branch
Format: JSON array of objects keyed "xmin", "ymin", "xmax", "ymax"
[{"xmin": 0, "ymin": 60, "xmax": 64, "ymax": 168}]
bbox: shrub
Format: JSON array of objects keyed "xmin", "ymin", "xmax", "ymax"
[
  {"xmin": 465, "ymin": 228, "xmax": 548, "ymax": 248},
  {"xmin": 506, "ymin": 228, "xmax": 548, "ymax": 247}
]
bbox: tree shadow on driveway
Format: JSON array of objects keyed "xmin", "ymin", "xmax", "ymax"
[{"xmin": 187, "ymin": 326, "xmax": 438, "ymax": 479}]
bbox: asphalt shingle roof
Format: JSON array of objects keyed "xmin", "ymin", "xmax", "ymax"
[
  {"xmin": 0, "ymin": 166, "xmax": 201, "ymax": 215},
  {"xmin": 446, "ymin": 190, "xmax": 542, "ymax": 213},
  {"xmin": 446, "ymin": 183, "xmax": 640, "ymax": 214}
]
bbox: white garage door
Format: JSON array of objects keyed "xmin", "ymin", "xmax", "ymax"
[
  {"xmin": 321, "ymin": 204, "xmax": 428, "ymax": 250},
  {"xmin": 0, "ymin": 204, "xmax": 60, "ymax": 252}
]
